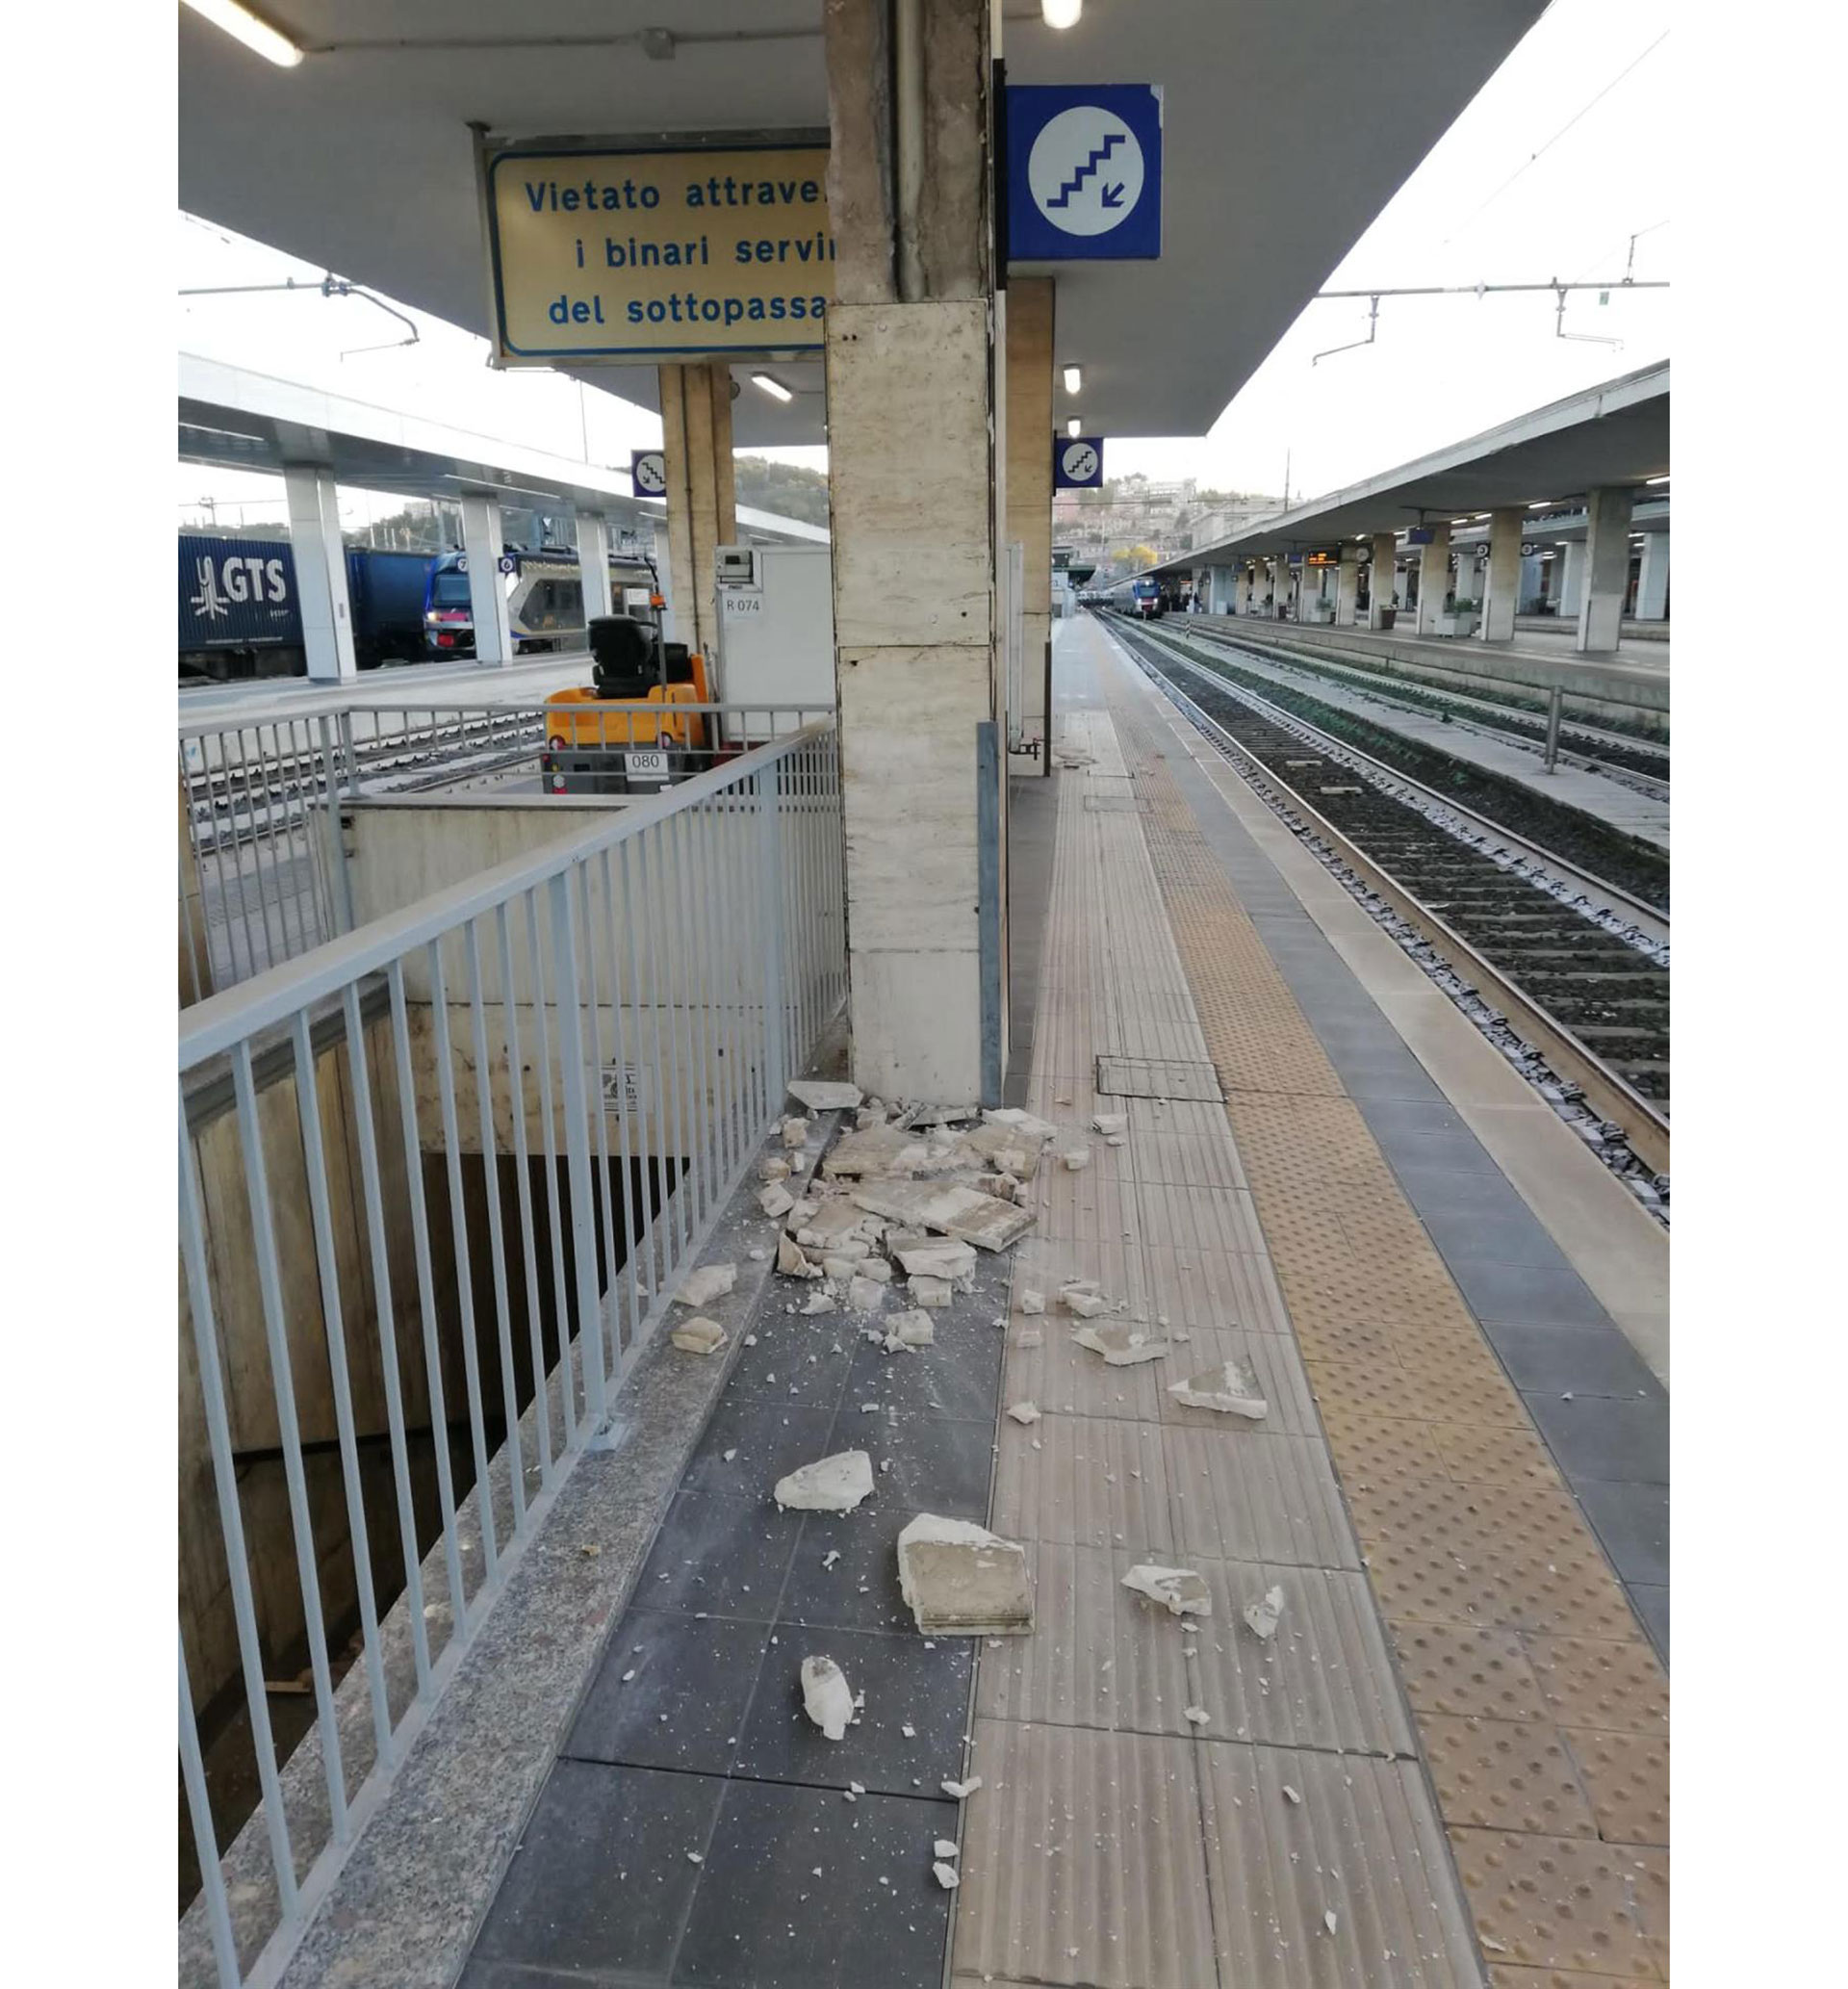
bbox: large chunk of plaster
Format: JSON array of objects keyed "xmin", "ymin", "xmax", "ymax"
[
  {"xmin": 1120, "ymin": 1564, "xmax": 1213, "ymax": 1617},
  {"xmin": 896, "ymin": 1514, "xmax": 1034, "ymax": 1635},
  {"xmin": 788, "ymin": 1079, "xmax": 863, "ymax": 1113},
  {"xmin": 1243, "ymin": 1584, "xmax": 1286, "ymax": 1641},
  {"xmin": 983, "ymin": 1107, "xmax": 1058, "ymax": 1141},
  {"xmin": 850, "ymin": 1178, "xmax": 1034, "ymax": 1253},
  {"xmin": 774, "ymin": 1451, "xmax": 874, "ymax": 1512},
  {"xmin": 822, "ymin": 1124, "xmax": 931, "ymax": 1178},
  {"xmin": 1168, "ymin": 1359, "xmax": 1269, "ymax": 1419},
  {"xmin": 1060, "ymin": 1282, "xmax": 1107, "ymax": 1319},
  {"xmin": 1073, "ymin": 1321, "xmax": 1169, "ymax": 1367},
  {"xmin": 910, "ymin": 1275, "xmax": 953, "ymax": 1309},
  {"xmin": 669, "ymin": 1316, "xmax": 727, "ymax": 1356},
  {"xmin": 1091, "ymin": 1112, "xmax": 1129, "ymax": 1136},
  {"xmin": 758, "ymin": 1182, "xmax": 796, "ymax": 1220},
  {"xmin": 778, "ymin": 1235, "xmax": 821, "ymax": 1279},
  {"xmin": 676, "ymin": 1263, "xmax": 736, "ymax": 1309},
  {"xmin": 893, "ymin": 1237, "xmax": 978, "ymax": 1281},
  {"xmin": 782, "ymin": 1116, "xmax": 811, "ymax": 1148},
  {"xmin": 800, "ymin": 1655, "xmax": 856, "ymax": 1740}
]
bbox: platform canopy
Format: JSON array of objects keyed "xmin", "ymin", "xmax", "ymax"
[
  {"xmin": 179, "ymin": 0, "xmax": 1547, "ymax": 447},
  {"xmin": 179, "ymin": 352, "xmax": 829, "ymax": 543},
  {"xmin": 1145, "ymin": 362, "xmax": 1670, "ymax": 571}
]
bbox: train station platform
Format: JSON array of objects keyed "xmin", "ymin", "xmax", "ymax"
[
  {"xmin": 178, "ymin": 649, "xmax": 599, "ymax": 722},
  {"xmin": 1146, "ymin": 620, "xmax": 1672, "ymax": 855},
  {"xmin": 446, "ymin": 614, "xmax": 1668, "ymax": 1987}
]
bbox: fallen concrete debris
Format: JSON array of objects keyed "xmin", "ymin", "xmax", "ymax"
[
  {"xmin": 774, "ymin": 1451, "xmax": 874, "ymax": 1512},
  {"xmin": 782, "ymin": 1116, "xmax": 811, "ymax": 1149},
  {"xmin": 758, "ymin": 1183, "xmax": 796, "ymax": 1220},
  {"xmin": 1282, "ymin": 1784, "xmax": 1301, "ymax": 1805},
  {"xmin": 964, "ymin": 1121, "xmax": 1046, "ymax": 1178},
  {"xmin": 1073, "ymin": 1320, "xmax": 1169, "ymax": 1366},
  {"xmin": 859, "ymin": 1257, "xmax": 894, "ymax": 1284},
  {"xmin": 940, "ymin": 1775, "xmax": 983, "ymax": 1800},
  {"xmin": 934, "ymin": 1839, "xmax": 960, "ymax": 1860},
  {"xmin": 1060, "ymin": 1147, "xmax": 1091, "ymax": 1173},
  {"xmin": 1168, "ymin": 1359, "xmax": 1269, "ymax": 1420},
  {"xmin": 760, "ymin": 1156, "xmax": 791, "ymax": 1183},
  {"xmin": 847, "ymin": 1277, "xmax": 885, "ymax": 1314},
  {"xmin": 676, "ymin": 1263, "xmax": 736, "ymax": 1309},
  {"xmin": 893, "ymin": 1236, "xmax": 978, "ymax": 1282},
  {"xmin": 933, "ymin": 1861, "xmax": 961, "ymax": 1890},
  {"xmin": 884, "ymin": 1309, "xmax": 935, "ymax": 1351},
  {"xmin": 897, "ymin": 1514, "xmax": 1034, "ymax": 1635},
  {"xmin": 1060, "ymin": 1281, "xmax": 1108, "ymax": 1319},
  {"xmin": 1091, "ymin": 1112, "xmax": 1128, "ymax": 1137},
  {"xmin": 1243, "ymin": 1585, "xmax": 1286, "ymax": 1641},
  {"xmin": 801, "ymin": 1291, "xmax": 836, "ymax": 1316},
  {"xmin": 669, "ymin": 1316, "xmax": 727, "ymax": 1356},
  {"xmin": 1020, "ymin": 1289, "xmax": 1046, "ymax": 1315},
  {"xmin": 777, "ymin": 1235, "xmax": 822, "ymax": 1279},
  {"xmin": 788, "ymin": 1079, "xmax": 863, "ymax": 1114},
  {"xmin": 1005, "ymin": 1401, "xmax": 1041, "ymax": 1426},
  {"xmin": 909, "ymin": 1275, "xmax": 953, "ymax": 1310},
  {"xmin": 796, "ymin": 1200, "xmax": 866, "ymax": 1250},
  {"xmin": 800, "ymin": 1655, "xmax": 856, "ymax": 1741},
  {"xmin": 983, "ymin": 1107, "xmax": 1058, "ymax": 1141},
  {"xmin": 821, "ymin": 1124, "xmax": 931, "ymax": 1178},
  {"xmin": 850, "ymin": 1177, "xmax": 1034, "ymax": 1253},
  {"xmin": 1322, "ymin": 1910, "xmax": 1338, "ymax": 1936},
  {"xmin": 1183, "ymin": 1706, "xmax": 1211, "ymax": 1726},
  {"xmin": 1120, "ymin": 1564, "xmax": 1213, "ymax": 1617}
]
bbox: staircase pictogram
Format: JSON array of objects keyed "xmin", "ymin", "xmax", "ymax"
[{"xmin": 1044, "ymin": 130, "xmax": 1124, "ymax": 209}]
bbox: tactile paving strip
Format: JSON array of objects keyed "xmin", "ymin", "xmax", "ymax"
[
  {"xmin": 1096, "ymin": 1053, "xmax": 1226, "ymax": 1101},
  {"xmin": 1100, "ymin": 651, "xmax": 1672, "ymax": 1979}
]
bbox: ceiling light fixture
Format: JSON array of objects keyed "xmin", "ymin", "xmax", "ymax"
[
  {"xmin": 1066, "ymin": 417, "xmax": 1083, "ymax": 438},
  {"xmin": 1062, "ymin": 364, "xmax": 1083, "ymax": 395},
  {"xmin": 1041, "ymin": 0, "xmax": 1084, "ymax": 28},
  {"xmin": 1646, "ymin": 474, "xmax": 1670, "ymax": 484},
  {"xmin": 181, "ymin": 0, "xmax": 304, "ymax": 67},
  {"xmin": 751, "ymin": 374, "xmax": 794, "ymax": 403}
]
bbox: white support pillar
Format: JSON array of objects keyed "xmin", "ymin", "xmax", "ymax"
[
  {"xmin": 1415, "ymin": 524, "xmax": 1451, "ymax": 636},
  {"xmin": 282, "ymin": 464, "xmax": 356, "ymax": 682},
  {"xmin": 1335, "ymin": 548, "xmax": 1361, "ymax": 627},
  {"xmin": 1481, "ymin": 509, "xmax": 1522, "ymax": 642},
  {"xmin": 576, "ymin": 512, "xmax": 613, "ymax": 625},
  {"xmin": 1635, "ymin": 530, "xmax": 1670, "ymax": 621},
  {"xmin": 1578, "ymin": 486, "xmax": 1632, "ymax": 654},
  {"xmin": 1556, "ymin": 539, "xmax": 1585, "ymax": 617},
  {"xmin": 1369, "ymin": 534, "xmax": 1398, "ymax": 628},
  {"xmin": 1271, "ymin": 556, "xmax": 1291, "ymax": 617},
  {"xmin": 458, "ymin": 493, "xmax": 512, "ymax": 666}
]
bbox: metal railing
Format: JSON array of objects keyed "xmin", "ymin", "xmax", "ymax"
[
  {"xmin": 178, "ymin": 721, "xmax": 843, "ymax": 1987},
  {"xmin": 179, "ymin": 700, "xmax": 834, "ymax": 1002}
]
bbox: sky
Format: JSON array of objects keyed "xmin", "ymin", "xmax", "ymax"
[{"xmin": 176, "ymin": 0, "xmax": 1671, "ymax": 528}]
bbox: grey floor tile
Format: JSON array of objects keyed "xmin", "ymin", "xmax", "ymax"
[
  {"xmin": 1342, "ymin": 1060, "xmax": 1448, "ymax": 1102},
  {"xmin": 844, "ymin": 1319, "xmax": 1004, "ymax": 1423},
  {"xmin": 1377, "ymin": 1126, "xmax": 1502, "ymax": 1175},
  {"xmin": 1630, "ymin": 1583, "xmax": 1670, "ymax": 1663},
  {"xmin": 824, "ymin": 1404, "xmax": 996, "ymax": 1515},
  {"xmin": 1577, "ymin": 1479, "xmax": 1670, "ymax": 1588},
  {"xmin": 724, "ymin": 1310, "xmax": 857, "ymax": 1407},
  {"xmin": 565, "ymin": 1609, "xmax": 774, "ymax": 1776},
  {"xmin": 1525, "ymin": 1391, "xmax": 1670, "ymax": 1486},
  {"xmin": 1360, "ymin": 1097, "xmax": 1474, "ymax": 1141},
  {"xmin": 781, "ymin": 1509, "xmax": 950, "ymax": 1636},
  {"xmin": 1485, "ymin": 1322, "xmax": 1660, "ymax": 1400},
  {"xmin": 1421, "ymin": 1206, "xmax": 1574, "ymax": 1269},
  {"xmin": 469, "ymin": 1758, "xmax": 721, "ymax": 1981},
  {"xmin": 732, "ymin": 1623, "xmax": 973, "ymax": 1797},
  {"xmin": 1450, "ymin": 1253, "xmax": 1611, "ymax": 1328},
  {"xmin": 681, "ymin": 1400, "xmax": 841, "ymax": 1496},
  {"xmin": 1391, "ymin": 1161, "xmax": 1546, "ymax": 1224},
  {"xmin": 672, "ymin": 1780, "xmax": 955, "ymax": 1986},
  {"xmin": 636, "ymin": 1490, "xmax": 803, "ymax": 1620}
]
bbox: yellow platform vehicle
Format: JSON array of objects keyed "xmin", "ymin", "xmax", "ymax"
[{"xmin": 541, "ymin": 614, "xmax": 716, "ymax": 796}]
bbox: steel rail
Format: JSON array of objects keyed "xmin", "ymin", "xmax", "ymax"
[{"xmin": 1114, "ymin": 624, "xmax": 1670, "ymax": 1177}]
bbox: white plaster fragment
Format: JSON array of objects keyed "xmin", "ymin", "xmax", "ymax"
[
  {"xmin": 893, "ymin": 1237, "xmax": 978, "ymax": 1281},
  {"xmin": 1243, "ymin": 1585, "xmax": 1286, "ymax": 1641},
  {"xmin": 822, "ymin": 1550, "xmax": 840, "ymax": 1569},
  {"xmin": 847, "ymin": 1276, "xmax": 885, "ymax": 1314},
  {"xmin": 800, "ymin": 1655, "xmax": 855, "ymax": 1741},
  {"xmin": 940, "ymin": 1775, "xmax": 983, "ymax": 1800},
  {"xmin": 1120, "ymin": 1564, "xmax": 1213, "ymax": 1617},
  {"xmin": 1323, "ymin": 1910, "xmax": 1338, "ymax": 1935},
  {"xmin": 782, "ymin": 1116, "xmax": 811, "ymax": 1148},
  {"xmin": 760, "ymin": 1156, "xmax": 791, "ymax": 1183},
  {"xmin": 1091, "ymin": 1113, "xmax": 1128, "ymax": 1136},
  {"xmin": 1060, "ymin": 1282, "xmax": 1107, "ymax": 1319},
  {"xmin": 1005, "ymin": 1401, "xmax": 1041, "ymax": 1426},
  {"xmin": 669, "ymin": 1316, "xmax": 727, "ymax": 1356},
  {"xmin": 1168, "ymin": 1359, "xmax": 1269, "ymax": 1419},
  {"xmin": 935, "ymin": 1839, "xmax": 960, "ymax": 1860},
  {"xmin": 982, "ymin": 1107, "xmax": 1058, "ymax": 1140},
  {"xmin": 774, "ymin": 1451, "xmax": 874, "ymax": 1512},
  {"xmin": 1073, "ymin": 1321, "xmax": 1169, "ymax": 1367},
  {"xmin": 758, "ymin": 1183, "xmax": 796, "ymax": 1219},
  {"xmin": 910, "ymin": 1274, "xmax": 954, "ymax": 1309},
  {"xmin": 777, "ymin": 1236, "xmax": 821, "ymax": 1279},
  {"xmin": 1282, "ymin": 1785, "xmax": 1301, "ymax": 1805},
  {"xmin": 1060, "ymin": 1147, "xmax": 1091, "ymax": 1173},
  {"xmin": 801, "ymin": 1291, "xmax": 836, "ymax": 1316},
  {"xmin": 933, "ymin": 1862, "xmax": 961, "ymax": 1890},
  {"xmin": 1184, "ymin": 1706, "xmax": 1210, "ymax": 1726},
  {"xmin": 1020, "ymin": 1288, "xmax": 1045, "ymax": 1315},
  {"xmin": 788, "ymin": 1079, "xmax": 863, "ymax": 1113},
  {"xmin": 898, "ymin": 1515, "xmax": 1034, "ymax": 1635},
  {"xmin": 886, "ymin": 1309, "xmax": 936, "ymax": 1349},
  {"xmin": 675, "ymin": 1263, "xmax": 736, "ymax": 1309}
]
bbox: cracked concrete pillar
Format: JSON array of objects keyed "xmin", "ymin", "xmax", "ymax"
[{"xmin": 825, "ymin": 0, "xmax": 999, "ymax": 1102}]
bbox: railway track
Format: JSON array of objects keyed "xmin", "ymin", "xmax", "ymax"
[
  {"xmin": 1108, "ymin": 615, "xmax": 1669, "ymax": 1184},
  {"xmin": 1182, "ymin": 618, "xmax": 1670, "ymax": 788}
]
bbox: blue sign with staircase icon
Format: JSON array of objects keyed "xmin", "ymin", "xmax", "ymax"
[{"xmin": 1006, "ymin": 84, "xmax": 1163, "ymax": 262}]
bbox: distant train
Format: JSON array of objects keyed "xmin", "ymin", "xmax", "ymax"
[{"xmin": 178, "ymin": 533, "xmax": 657, "ymax": 682}]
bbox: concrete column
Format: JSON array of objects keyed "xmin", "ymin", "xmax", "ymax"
[
  {"xmin": 458, "ymin": 493, "xmax": 512, "ymax": 665},
  {"xmin": 576, "ymin": 512, "xmax": 613, "ymax": 625},
  {"xmin": 1335, "ymin": 549, "xmax": 1361, "ymax": 627},
  {"xmin": 825, "ymin": 0, "xmax": 997, "ymax": 1103},
  {"xmin": 1635, "ymin": 530, "xmax": 1670, "ymax": 620},
  {"xmin": 1270, "ymin": 556, "xmax": 1289, "ymax": 616},
  {"xmin": 179, "ymin": 776, "xmax": 213, "ymax": 1006},
  {"xmin": 1556, "ymin": 539, "xmax": 1585, "ymax": 617},
  {"xmin": 1578, "ymin": 486, "xmax": 1633, "ymax": 653},
  {"xmin": 1004, "ymin": 274, "xmax": 1054, "ymax": 765},
  {"xmin": 1415, "ymin": 525, "xmax": 1451, "ymax": 635},
  {"xmin": 1481, "ymin": 510, "xmax": 1522, "ymax": 641},
  {"xmin": 282, "ymin": 464, "xmax": 356, "ymax": 682},
  {"xmin": 1369, "ymin": 534, "xmax": 1398, "ymax": 628},
  {"xmin": 658, "ymin": 360, "xmax": 737, "ymax": 660}
]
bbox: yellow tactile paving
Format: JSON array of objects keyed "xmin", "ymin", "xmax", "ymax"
[{"xmin": 1090, "ymin": 633, "xmax": 1670, "ymax": 1980}]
